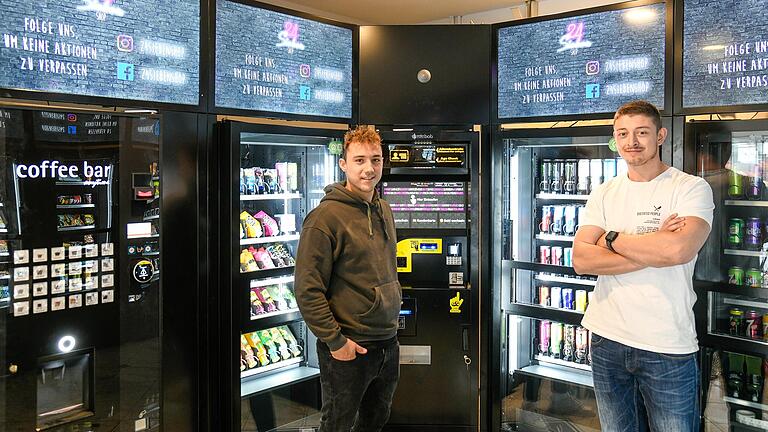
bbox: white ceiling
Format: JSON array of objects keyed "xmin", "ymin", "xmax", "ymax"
[{"xmin": 260, "ymin": 0, "xmax": 625, "ymax": 25}]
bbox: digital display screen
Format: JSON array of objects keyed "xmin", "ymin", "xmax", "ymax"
[
  {"xmin": 497, "ymin": 3, "xmax": 666, "ymax": 119},
  {"xmin": 0, "ymin": 0, "xmax": 201, "ymax": 105},
  {"xmin": 215, "ymin": 0, "xmax": 353, "ymax": 118},
  {"xmin": 682, "ymin": 0, "xmax": 768, "ymax": 108},
  {"xmin": 386, "ymin": 144, "xmax": 467, "ymax": 169},
  {"xmin": 380, "ymin": 182, "xmax": 467, "ymax": 229}
]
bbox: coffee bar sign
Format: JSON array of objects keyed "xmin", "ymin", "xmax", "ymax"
[{"xmin": 15, "ymin": 159, "xmax": 111, "ymax": 183}]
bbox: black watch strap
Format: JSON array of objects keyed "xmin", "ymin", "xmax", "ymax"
[{"xmin": 605, "ymin": 231, "xmax": 619, "ymax": 252}]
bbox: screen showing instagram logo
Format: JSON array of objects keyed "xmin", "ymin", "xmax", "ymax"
[
  {"xmin": 586, "ymin": 61, "xmax": 599, "ymax": 75},
  {"xmin": 117, "ymin": 34, "xmax": 134, "ymax": 52},
  {"xmin": 299, "ymin": 64, "xmax": 311, "ymax": 78}
]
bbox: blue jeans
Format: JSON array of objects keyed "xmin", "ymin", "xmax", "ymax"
[
  {"xmin": 591, "ymin": 333, "xmax": 700, "ymax": 432},
  {"xmin": 317, "ymin": 337, "xmax": 400, "ymax": 432}
]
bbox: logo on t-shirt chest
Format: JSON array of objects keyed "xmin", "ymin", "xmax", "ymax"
[{"xmin": 634, "ymin": 204, "xmax": 663, "ymax": 234}]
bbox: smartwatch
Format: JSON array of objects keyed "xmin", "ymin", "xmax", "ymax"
[{"xmin": 605, "ymin": 231, "xmax": 619, "ymax": 252}]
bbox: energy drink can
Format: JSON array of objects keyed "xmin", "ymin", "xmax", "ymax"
[
  {"xmin": 552, "ymin": 160, "xmax": 564, "ymax": 194},
  {"xmin": 539, "ymin": 286, "xmax": 550, "ymax": 306},
  {"xmin": 550, "ymin": 322, "xmax": 563, "ymax": 359},
  {"xmin": 551, "ymin": 246, "xmax": 564, "ymax": 266},
  {"xmin": 539, "ymin": 320, "xmax": 551, "ymax": 355},
  {"xmin": 550, "ymin": 287, "xmax": 562, "ymax": 308},
  {"xmin": 603, "ymin": 158, "xmax": 617, "ymax": 180},
  {"xmin": 575, "ymin": 327, "xmax": 589, "ymax": 364},
  {"xmin": 540, "ymin": 159, "xmax": 552, "ymax": 193},
  {"xmin": 728, "ymin": 267, "xmax": 745, "ymax": 285},
  {"xmin": 587, "ymin": 290, "xmax": 594, "ymax": 306},
  {"xmin": 576, "ymin": 206, "xmax": 586, "ymax": 230},
  {"xmin": 746, "ymin": 218, "xmax": 762, "ymax": 250},
  {"xmin": 539, "ymin": 246, "xmax": 551, "ymax": 264},
  {"xmin": 562, "ymin": 288, "xmax": 574, "ymax": 310},
  {"xmin": 748, "ymin": 164, "xmax": 762, "ymax": 199},
  {"xmin": 577, "ymin": 159, "xmax": 590, "ymax": 195},
  {"xmin": 746, "ymin": 268, "xmax": 763, "ymax": 288},
  {"xmin": 552, "ymin": 205, "xmax": 565, "ymax": 234},
  {"xmin": 564, "ymin": 206, "xmax": 578, "ymax": 236},
  {"xmin": 730, "ymin": 308, "xmax": 745, "ymax": 335},
  {"xmin": 539, "ymin": 206, "xmax": 554, "ymax": 233},
  {"xmin": 746, "ymin": 311, "xmax": 762, "ymax": 339},
  {"xmin": 563, "ymin": 324, "xmax": 575, "ymax": 362},
  {"xmin": 564, "ymin": 160, "xmax": 578, "ymax": 194},
  {"xmin": 729, "ymin": 171, "xmax": 744, "ymax": 198},
  {"xmin": 617, "ymin": 158, "xmax": 628, "ymax": 178},
  {"xmin": 590, "ymin": 159, "xmax": 603, "ymax": 191},
  {"xmin": 563, "ymin": 248, "xmax": 573, "ymax": 267},
  {"xmin": 729, "ymin": 218, "xmax": 745, "ymax": 248},
  {"xmin": 575, "ymin": 290, "xmax": 588, "ymax": 312}
]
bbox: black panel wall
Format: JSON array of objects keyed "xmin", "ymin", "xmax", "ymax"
[{"xmin": 359, "ymin": 25, "xmax": 491, "ymax": 125}]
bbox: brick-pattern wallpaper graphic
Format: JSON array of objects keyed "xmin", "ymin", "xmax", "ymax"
[
  {"xmin": 215, "ymin": 0, "xmax": 352, "ymax": 118},
  {"xmin": 683, "ymin": 0, "xmax": 768, "ymax": 108},
  {"xmin": 498, "ymin": 3, "xmax": 666, "ymax": 119},
  {"xmin": 0, "ymin": 0, "xmax": 200, "ymax": 105}
]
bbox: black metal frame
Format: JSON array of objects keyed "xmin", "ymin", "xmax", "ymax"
[
  {"xmin": 0, "ymin": 0, "xmax": 209, "ymax": 112},
  {"xmin": 491, "ymin": 0, "xmax": 674, "ymax": 124},
  {"xmin": 207, "ymin": 0, "xmax": 359, "ymax": 124}
]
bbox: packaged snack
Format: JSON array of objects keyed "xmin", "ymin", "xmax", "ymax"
[
  {"xmin": 267, "ymin": 244, "xmax": 294, "ymax": 267},
  {"xmin": 83, "ymin": 214, "xmax": 95, "ymax": 225},
  {"xmin": 0, "ymin": 240, "xmax": 7, "ymax": 254},
  {"xmin": 263, "ymin": 169, "xmax": 281, "ymax": 194},
  {"xmin": 239, "ymin": 168, "xmax": 246, "ymax": 195},
  {"xmin": 240, "ymin": 351, "xmax": 248, "ymax": 372},
  {"xmin": 239, "ymin": 221, "xmax": 245, "ymax": 239},
  {"xmin": 254, "ymin": 287, "xmax": 278, "ymax": 313},
  {"xmin": 278, "ymin": 286, "xmax": 298, "ymax": 309},
  {"xmin": 240, "ymin": 335, "xmax": 259, "ymax": 369},
  {"xmin": 250, "ymin": 290, "xmax": 265, "ymax": 316},
  {"xmin": 240, "ymin": 211, "xmax": 263, "ymax": 238},
  {"xmin": 265, "ymin": 285, "xmax": 288, "ymax": 310},
  {"xmin": 254, "ymin": 168, "xmax": 266, "ymax": 194},
  {"xmin": 250, "ymin": 247, "xmax": 276, "ymax": 270},
  {"xmin": 287, "ymin": 163, "xmax": 298, "ymax": 192},
  {"xmin": 254, "ymin": 211, "xmax": 279, "ymax": 237},
  {"xmin": 275, "ymin": 162, "xmax": 288, "ymax": 193},
  {"xmin": 245, "ymin": 332, "xmax": 270, "ymax": 366},
  {"xmin": 257, "ymin": 329, "xmax": 282, "ymax": 363},
  {"xmin": 279, "ymin": 326, "xmax": 303, "ymax": 357},
  {"xmin": 244, "ymin": 168, "xmax": 257, "ymax": 195},
  {"xmin": 240, "ymin": 249, "xmax": 259, "ymax": 273},
  {"xmin": 269, "ymin": 327, "xmax": 293, "ymax": 360}
]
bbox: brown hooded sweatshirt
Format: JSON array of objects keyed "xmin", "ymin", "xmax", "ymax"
[{"xmin": 294, "ymin": 182, "xmax": 401, "ymax": 351}]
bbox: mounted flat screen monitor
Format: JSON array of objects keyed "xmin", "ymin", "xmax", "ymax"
[
  {"xmin": 380, "ymin": 181, "xmax": 468, "ymax": 230},
  {"xmin": 0, "ymin": 0, "xmax": 201, "ymax": 105},
  {"xmin": 497, "ymin": 2, "xmax": 666, "ymax": 119},
  {"xmin": 682, "ymin": 0, "xmax": 768, "ymax": 109},
  {"xmin": 215, "ymin": 0, "xmax": 353, "ymax": 119}
]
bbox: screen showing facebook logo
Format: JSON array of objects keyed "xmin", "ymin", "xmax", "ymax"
[
  {"xmin": 585, "ymin": 84, "xmax": 600, "ymax": 99},
  {"xmin": 299, "ymin": 85, "xmax": 311, "ymax": 100},
  {"xmin": 117, "ymin": 62, "xmax": 135, "ymax": 81}
]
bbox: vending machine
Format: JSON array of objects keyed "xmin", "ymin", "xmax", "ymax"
[{"xmin": 378, "ymin": 128, "xmax": 481, "ymax": 432}]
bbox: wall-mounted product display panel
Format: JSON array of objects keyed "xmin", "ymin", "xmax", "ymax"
[
  {"xmin": 682, "ymin": 0, "xmax": 768, "ymax": 109},
  {"xmin": 497, "ymin": 2, "xmax": 666, "ymax": 119},
  {"xmin": 215, "ymin": 0, "xmax": 353, "ymax": 119},
  {"xmin": 0, "ymin": 0, "xmax": 200, "ymax": 105}
]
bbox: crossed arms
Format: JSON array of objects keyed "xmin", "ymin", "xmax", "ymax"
[{"xmin": 572, "ymin": 213, "xmax": 711, "ymax": 276}]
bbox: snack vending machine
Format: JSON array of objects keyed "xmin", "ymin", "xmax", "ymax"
[
  {"xmin": 491, "ymin": 124, "xmax": 664, "ymax": 432},
  {"xmin": 0, "ymin": 107, "xmax": 164, "ymax": 431},
  {"xmin": 218, "ymin": 121, "xmax": 346, "ymax": 431},
  {"xmin": 686, "ymin": 119, "xmax": 768, "ymax": 431}
]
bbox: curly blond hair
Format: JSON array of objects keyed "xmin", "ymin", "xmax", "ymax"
[{"xmin": 343, "ymin": 125, "xmax": 381, "ymax": 159}]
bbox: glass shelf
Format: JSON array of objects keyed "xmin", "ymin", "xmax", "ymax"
[
  {"xmin": 240, "ymin": 193, "xmax": 302, "ymax": 201},
  {"xmin": 724, "ymin": 249, "xmax": 768, "ymax": 258},
  {"xmin": 56, "ymin": 204, "xmax": 95, "ymax": 209},
  {"xmin": 536, "ymin": 234, "xmax": 576, "ymax": 242},
  {"xmin": 536, "ymin": 193, "xmax": 590, "ymax": 201},
  {"xmin": 724, "ymin": 200, "xmax": 768, "ymax": 207},
  {"xmin": 535, "ymin": 273, "xmax": 596, "ymax": 287},
  {"xmin": 240, "ymin": 234, "xmax": 300, "ymax": 246}
]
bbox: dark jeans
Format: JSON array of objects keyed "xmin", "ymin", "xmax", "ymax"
[
  {"xmin": 317, "ymin": 337, "xmax": 400, "ymax": 432},
  {"xmin": 591, "ymin": 333, "xmax": 700, "ymax": 432}
]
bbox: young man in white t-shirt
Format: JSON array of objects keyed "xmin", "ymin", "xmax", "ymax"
[{"xmin": 573, "ymin": 100, "xmax": 714, "ymax": 432}]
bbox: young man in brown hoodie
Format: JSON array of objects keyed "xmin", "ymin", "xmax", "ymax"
[{"xmin": 295, "ymin": 125, "xmax": 401, "ymax": 432}]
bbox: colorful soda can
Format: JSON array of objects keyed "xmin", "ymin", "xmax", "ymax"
[
  {"xmin": 539, "ymin": 206, "xmax": 554, "ymax": 233},
  {"xmin": 616, "ymin": 158, "xmax": 628, "ymax": 178},
  {"xmin": 539, "ymin": 320, "xmax": 551, "ymax": 355},
  {"xmin": 575, "ymin": 326, "xmax": 589, "ymax": 364},
  {"xmin": 551, "ymin": 160, "xmax": 564, "ymax": 193},
  {"xmin": 603, "ymin": 158, "xmax": 617, "ymax": 180},
  {"xmin": 748, "ymin": 164, "xmax": 762, "ymax": 199},
  {"xmin": 729, "ymin": 218, "xmax": 745, "ymax": 248},
  {"xmin": 552, "ymin": 205, "xmax": 565, "ymax": 234},
  {"xmin": 550, "ymin": 287, "xmax": 562, "ymax": 308},
  {"xmin": 563, "ymin": 248, "xmax": 573, "ymax": 267},
  {"xmin": 564, "ymin": 160, "xmax": 578, "ymax": 194},
  {"xmin": 539, "ymin": 286, "xmax": 550, "ymax": 307},
  {"xmin": 728, "ymin": 170, "xmax": 744, "ymax": 198},
  {"xmin": 539, "ymin": 246, "xmax": 551, "ymax": 264},
  {"xmin": 577, "ymin": 159, "xmax": 590, "ymax": 195},
  {"xmin": 730, "ymin": 308, "xmax": 745, "ymax": 336},
  {"xmin": 746, "ymin": 218, "xmax": 762, "ymax": 250},
  {"xmin": 564, "ymin": 206, "xmax": 578, "ymax": 236},
  {"xmin": 550, "ymin": 322, "xmax": 563, "ymax": 359},
  {"xmin": 551, "ymin": 246, "xmax": 564, "ymax": 266},
  {"xmin": 728, "ymin": 266, "xmax": 744, "ymax": 285},
  {"xmin": 562, "ymin": 288, "xmax": 574, "ymax": 310},
  {"xmin": 590, "ymin": 159, "xmax": 603, "ymax": 191},
  {"xmin": 563, "ymin": 324, "xmax": 575, "ymax": 362},
  {"xmin": 746, "ymin": 268, "xmax": 763, "ymax": 288},
  {"xmin": 746, "ymin": 311, "xmax": 762, "ymax": 339},
  {"xmin": 540, "ymin": 159, "xmax": 552, "ymax": 193},
  {"xmin": 575, "ymin": 290, "xmax": 588, "ymax": 312}
]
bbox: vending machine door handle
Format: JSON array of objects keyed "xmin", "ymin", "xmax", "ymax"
[{"xmin": 462, "ymin": 325, "xmax": 469, "ymax": 351}]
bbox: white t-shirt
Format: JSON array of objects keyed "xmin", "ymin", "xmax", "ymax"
[{"xmin": 580, "ymin": 167, "xmax": 714, "ymax": 354}]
